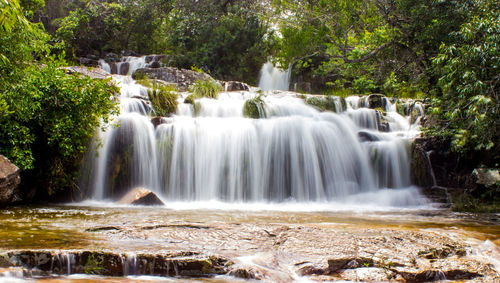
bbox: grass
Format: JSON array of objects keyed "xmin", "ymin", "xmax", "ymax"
[
  {"xmin": 189, "ymin": 79, "xmax": 222, "ymax": 99},
  {"xmin": 148, "ymin": 83, "xmax": 179, "ymax": 116}
]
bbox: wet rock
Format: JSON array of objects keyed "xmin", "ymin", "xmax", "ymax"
[
  {"xmin": 358, "ymin": 131, "xmax": 380, "ymax": 142},
  {"xmin": 62, "ymin": 66, "xmax": 110, "ymax": 80},
  {"xmin": 375, "ymin": 110, "xmax": 390, "ymax": 132},
  {"xmin": 2, "ymin": 250, "xmax": 227, "ymax": 277},
  {"xmin": 0, "ymin": 155, "xmax": 21, "ymax": 207},
  {"xmin": 296, "ymin": 264, "xmax": 325, "ymax": 276},
  {"xmin": 228, "ymin": 268, "xmax": 257, "ymax": 279},
  {"xmin": 410, "ymin": 140, "xmax": 435, "ymax": 188},
  {"xmin": 294, "ymin": 82, "xmax": 311, "ymax": 93},
  {"xmin": 224, "ymin": 81, "xmax": 250, "ymax": 91},
  {"xmin": 145, "ymin": 54, "xmax": 166, "ymax": 64},
  {"xmin": 105, "ymin": 52, "xmax": 120, "ymax": 63},
  {"xmin": 151, "ymin": 116, "xmax": 166, "ymax": 128},
  {"xmin": 366, "ymin": 94, "xmax": 387, "ymax": 110},
  {"xmin": 117, "ymin": 187, "xmax": 164, "ymax": 206},
  {"xmin": 327, "ymin": 257, "xmax": 374, "ymax": 273},
  {"xmin": 339, "ymin": 267, "xmax": 395, "ymax": 282},
  {"xmin": 132, "ymin": 67, "xmax": 212, "ymax": 91},
  {"xmin": 305, "ymin": 95, "xmax": 345, "ymax": 113}
]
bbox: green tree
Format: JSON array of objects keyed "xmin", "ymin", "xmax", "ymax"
[
  {"xmin": 1, "ymin": 1, "xmax": 118, "ymax": 198},
  {"xmin": 430, "ymin": 2, "xmax": 499, "ymax": 162}
]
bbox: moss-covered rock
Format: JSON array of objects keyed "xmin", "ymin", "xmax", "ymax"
[
  {"xmin": 243, "ymin": 95, "xmax": 266, "ymax": 118},
  {"xmin": 305, "ymin": 96, "xmax": 345, "ymax": 112},
  {"xmin": 147, "ymin": 84, "xmax": 178, "ymax": 116}
]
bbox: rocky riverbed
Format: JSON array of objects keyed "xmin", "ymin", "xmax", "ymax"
[{"xmin": 0, "ymin": 205, "xmax": 499, "ymax": 282}]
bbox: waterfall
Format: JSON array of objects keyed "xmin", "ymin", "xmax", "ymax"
[
  {"xmin": 80, "ymin": 71, "xmax": 426, "ymax": 206},
  {"xmin": 258, "ymin": 61, "xmax": 291, "ymax": 91}
]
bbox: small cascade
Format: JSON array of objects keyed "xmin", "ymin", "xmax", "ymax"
[
  {"xmin": 98, "ymin": 55, "xmax": 164, "ymax": 75},
  {"xmin": 81, "ymin": 65, "xmax": 427, "ymax": 207},
  {"xmin": 258, "ymin": 61, "xmax": 291, "ymax": 91},
  {"xmin": 122, "ymin": 253, "xmax": 137, "ymax": 276}
]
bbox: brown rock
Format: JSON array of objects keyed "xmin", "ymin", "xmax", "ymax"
[
  {"xmin": 117, "ymin": 188, "xmax": 164, "ymax": 206},
  {"xmin": 224, "ymin": 81, "xmax": 250, "ymax": 91},
  {"xmin": 132, "ymin": 67, "xmax": 212, "ymax": 91},
  {"xmin": 0, "ymin": 155, "xmax": 20, "ymax": 207},
  {"xmin": 62, "ymin": 66, "xmax": 110, "ymax": 80}
]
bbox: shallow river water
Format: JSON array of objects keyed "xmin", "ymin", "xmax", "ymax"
[{"xmin": 0, "ymin": 203, "xmax": 499, "ymax": 282}]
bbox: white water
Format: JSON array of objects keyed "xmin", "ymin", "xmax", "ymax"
[
  {"xmin": 258, "ymin": 61, "xmax": 291, "ymax": 91},
  {"xmin": 82, "ymin": 63, "xmax": 427, "ymax": 207}
]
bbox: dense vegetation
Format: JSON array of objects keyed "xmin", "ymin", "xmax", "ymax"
[
  {"xmin": 0, "ymin": 0, "xmax": 498, "ymax": 207},
  {"xmin": 1, "ymin": 0, "xmax": 117, "ymax": 198},
  {"xmin": 44, "ymin": 0, "xmax": 272, "ymax": 84}
]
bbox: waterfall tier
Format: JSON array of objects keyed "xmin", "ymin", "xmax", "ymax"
[{"xmin": 80, "ymin": 65, "xmax": 426, "ymax": 207}]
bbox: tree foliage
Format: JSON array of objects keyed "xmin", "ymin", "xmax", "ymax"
[
  {"xmin": 429, "ymin": 2, "xmax": 499, "ymax": 161},
  {"xmin": 1, "ymin": 1, "xmax": 118, "ymax": 196}
]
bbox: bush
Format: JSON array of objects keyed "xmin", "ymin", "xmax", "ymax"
[
  {"xmin": 189, "ymin": 79, "xmax": 222, "ymax": 99},
  {"xmin": 0, "ymin": 62, "xmax": 118, "ymax": 194},
  {"xmin": 148, "ymin": 83, "xmax": 179, "ymax": 116}
]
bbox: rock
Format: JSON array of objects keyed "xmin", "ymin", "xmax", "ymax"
[
  {"xmin": 358, "ymin": 131, "xmax": 380, "ymax": 142},
  {"xmin": 118, "ymin": 62, "xmax": 130, "ymax": 75},
  {"xmin": 294, "ymin": 82, "xmax": 312, "ymax": 93},
  {"xmin": 62, "ymin": 66, "xmax": 110, "ymax": 80},
  {"xmin": 365, "ymin": 94, "xmax": 387, "ymax": 110},
  {"xmin": 144, "ymin": 55, "xmax": 166, "ymax": 64},
  {"xmin": 121, "ymin": 50, "xmax": 140, "ymax": 57},
  {"xmin": 375, "ymin": 110, "xmax": 390, "ymax": 132},
  {"xmin": 132, "ymin": 67, "xmax": 212, "ymax": 91},
  {"xmin": 117, "ymin": 187, "xmax": 165, "ymax": 206},
  {"xmin": 410, "ymin": 140, "xmax": 435, "ymax": 188},
  {"xmin": 2, "ymin": 250, "xmax": 227, "ymax": 277},
  {"xmin": 0, "ymin": 155, "xmax": 21, "ymax": 207},
  {"xmin": 224, "ymin": 81, "xmax": 250, "ymax": 91},
  {"xmin": 471, "ymin": 168, "xmax": 499, "ymax": 186},
  {"xmin": 151, "ymin": 116, "xmax": 166, "ymax": 128},
  {"xmin": 77, "ymin": 57, "xmax": 99, "ymax": 67},
  {"xmin": 105, "ymin": 52, "xmax": 120, "ymax": 63}
]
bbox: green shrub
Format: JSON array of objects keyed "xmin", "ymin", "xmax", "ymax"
[
  {"xmin": 189, "ymin": 79, "xmax": 222, "ymax": 99},
  {"xmin": 148, "ymin": 83, "xmax": 179, "ymax": 116}
]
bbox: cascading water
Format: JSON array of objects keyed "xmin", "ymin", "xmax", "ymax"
[
  {"xmin": 258, "ymin": 61, "xmax": 291, "ymax": 91},
  {"xmin": 81, "ymin": 61, "xmax": 427, "ymax": 207}
]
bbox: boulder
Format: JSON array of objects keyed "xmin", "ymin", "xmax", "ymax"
[
  {"xmin": 410, "ymin": 140, "xmax": 435, "ymax": 188},
  {"xmin": 357, "ymin": 131, "xmax": 380, "ymax": 142},
  {"xmin": 104, "ymin": 52, "xmax": 120, "ymax": 63},
  {"xmin": 118, "ymin": 62, "xmax": 129, "ymax": 75},
  {"xmin": 117, "ymin": 187, "xmax": 164, "ymax": 206},
  {"xmin": 465, "ymin": 168, "xmax": 500, "ymax": 196},
  {"xmin": 62, "ymin": 66, "xmax": 110, "ymax": 80},
  {"xmin": 76, "ymin": 57, "xmax": 99, "ymax": 67},
  {"xmin": 144, "ymin": 55, "xmax": 166, "ymax": 64},
  {"xmin": 132, "ymin": 67, "xmax": 212, "ymax": 91},
  {"xmin": 0, "ymin": 155, "xmax": 21, "ymax": 207},
  {"xmin": 365, "ymin": 94, "xmax": 387, "ymax": 110},
  {"xmin": 375, "ymin": 110, "xmax": 390, "ymax": 132},
  {"xmin": 224, "ymin": 81, "xmax": 250, "ymax": 91},
  {"xmin": 151, "ymin": 116, "xmax": 166, "ymax": 128},
  {"xmin": 471, "ymin": 168, "xmax": 499, "ymax": 186}
]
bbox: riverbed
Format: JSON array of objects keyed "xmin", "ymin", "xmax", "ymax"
[{"xmin": 0, "ymin": 203, "xmax": 498, "ymax": 282}]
